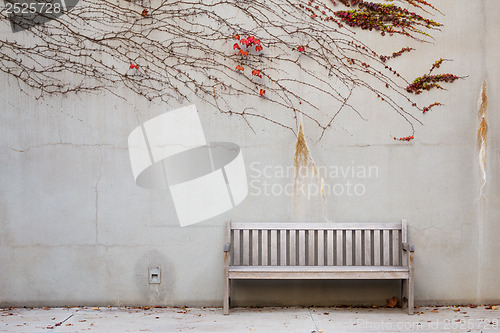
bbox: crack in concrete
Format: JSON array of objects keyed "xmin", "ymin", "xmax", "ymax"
[
  {"xmin": 308, "ymin": 308, "xmax": 320, "ymax": 332},
  {"xmin": 8, "ymin": 143, "xmax": 119, "ymax": 154}
]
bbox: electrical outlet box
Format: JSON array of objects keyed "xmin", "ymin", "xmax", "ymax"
[{"xmin": 149, "ymin": 266, "xmax": 161, "ymax": 284}]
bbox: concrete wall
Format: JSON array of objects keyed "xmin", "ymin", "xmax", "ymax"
[{"xmin": 1, "ymin": 0, "xmax": 499, "ymax": 307}]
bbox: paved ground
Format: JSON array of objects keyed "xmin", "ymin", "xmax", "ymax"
[{"xmin": 1, "ymin": 305, "xmax": 499, "ymax": 332}]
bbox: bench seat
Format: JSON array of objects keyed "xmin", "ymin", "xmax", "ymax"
[{"xmin": 229, "ymin": 265, "xmax": 410, "ymax": 280}]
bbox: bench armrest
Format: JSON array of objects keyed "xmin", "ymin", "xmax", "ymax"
[
  {"xmin": 402, "ymin": 243, "xmax": 415, "ymax": 252},
  {"xmin": 224, "ymin": 242, "xmax": 231, "ymax": 253}
]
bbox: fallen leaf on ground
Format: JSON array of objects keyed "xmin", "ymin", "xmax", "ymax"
[
  {"xmin": 92, "ymin": 307, "xmax": 100, "ymax": 310},
  {"xmin": 431, "ymin": 310, "xmax": 439, "ymax": 313},
  {"xmin": 453, "ymin": 308, "xmax": 460, "ymax": 312},
  {"xmin": 386, "ymin": 297, "xmax": 399, "ymax": 308}
]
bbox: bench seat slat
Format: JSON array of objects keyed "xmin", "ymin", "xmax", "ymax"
[{"xmin": 228, "ymin": 266, "xmax": 409, "ymax": 280}]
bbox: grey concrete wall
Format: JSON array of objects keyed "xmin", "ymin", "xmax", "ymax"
[{"xmin": 1, "ymin": 0, "xmax": 499, "ymax": 307}]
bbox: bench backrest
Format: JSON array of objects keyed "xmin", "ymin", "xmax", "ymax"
[{"xmin": 227, "ymin": 220, "xmax": 408, "ymax": 267}]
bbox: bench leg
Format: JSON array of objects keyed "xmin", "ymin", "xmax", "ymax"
[
  {"xmin": 408, "ymin": 274, "xmax": 414, "ymax": 315},
  {"xmin": 223, "ymin": 274, "xmax": 230, "ymax": 315},
  {"xmin": 408, "ymin": 252, "xmax": 415, "ymax": 315},
  {"xmin": 401, "ymin": 279, "xmax": 408, "ymax": 309}
]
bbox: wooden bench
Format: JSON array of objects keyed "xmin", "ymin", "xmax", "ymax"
[{"xmin": 223, "ymin": 219, "xmax": 415, "ymax": 315}]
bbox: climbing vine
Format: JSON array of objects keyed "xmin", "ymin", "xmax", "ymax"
[
  {"xmin": 406, "ymin": 59, "xmax": 462, "ymax": 94},
  {"xmin": 0, "ymin": 0, "xmax": 463, "ymax": 141}
]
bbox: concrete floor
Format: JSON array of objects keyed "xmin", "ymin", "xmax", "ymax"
[{"xmin": 1, "ymin": 305, "xmax": 499, "ymax": 332}]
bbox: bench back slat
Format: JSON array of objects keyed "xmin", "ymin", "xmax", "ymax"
[
  {"xmin": 228, "ymin": 221, "xmax": 406, "ymax": 267},
  {"xmin": 270, "ymin": 230, "xmax": 278, "ymax": 266},
  {"xmin": 252, "ymin": 230, "xmax": 259, "ymax": 266},
  {"xmin": 308, "ymin": 231, "xmax": 315, "ymax": 265},
  {"xmin": 289, "ymin": 230, "xmax": 296, "ymax": 265},
  {"xmin": 317, "ymin": 231, "xmax": 325, "ymax": 266},
  {"xmin": 336, "ymin": 231, "xmax": 344, "ymax": 265},
  {"xmin": 261, "ymin": 230, "xmax": 268, "ymax": 265},
  {"xmin": 373, "ymin": 230, "xmax": 381, "ymax": 265},
  {"xmin": 355, "ymin": 230, "xmax": 362, "ymax": 266},
  {"xmin": 402, "ymin": 219, "xmax": 408, "ymax": 266},
  {"xmin": 280, "ymin": 231, "xmax": 287, "ymax": 266},
  {"xmin": 383, "ymin": 230, "xmax": 390, "ymax": 266},
  {"xmin": 364, "ymin": 230, "xmax": 372, "ymax": 265},
  {"xmin": 233, "ymin": 230, "xmax": 241, "ymax": 265},
  {"xmin": 298, "ymin": 230, "xmax": 306, "ymax": 265},
  {"xmin": 345, "ymin": 231, "xmax": 353, "ymax": 265},
  {"xmin": 327, "ymin": 230, "xmax": 334, "ymax": 265},
  {"xmin": 242, "ymin": 230, "xmax": 250, "ymax": 266},
  {"xmin": 392, "ymin": 230, "xmax": 400, "ymax": 266}
]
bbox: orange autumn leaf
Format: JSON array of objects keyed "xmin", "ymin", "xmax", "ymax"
[
  {"xmin": 385, "ymin": 297, "xmax": 398, "ymax": 308},
  {"xmin": 252, "ymin": 69, "xmax": 262, "ymax": 77}
]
